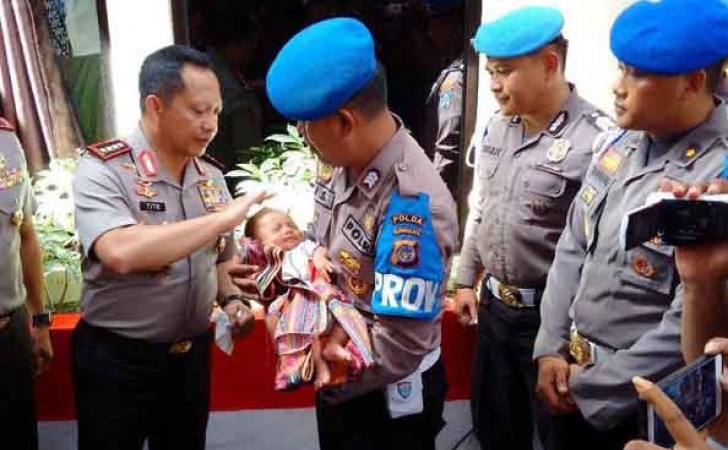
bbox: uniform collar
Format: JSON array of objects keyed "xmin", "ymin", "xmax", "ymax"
[
  {"xmin": 348, "ymin": 115, "xmax": 407, "ymax": 200},
  {"xmin": 127, "ymin": 124, "xmax": 209, "ymax": 189},
  {"xmin": 509, "ymin": 84, "xmax": 584, "ymax": 139},
  {"xmin": 665, "ymin": 101, "xmax": 728, "ymax": 168}
]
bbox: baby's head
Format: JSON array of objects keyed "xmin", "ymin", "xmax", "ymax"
[{"xmin": 244, "ymin": 207, "xmax": 302, "ymax": 251}]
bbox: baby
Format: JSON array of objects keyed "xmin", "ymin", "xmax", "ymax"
[{"xmin": 242, "ymin": 207, "xmax": 373, "ymax": 389}]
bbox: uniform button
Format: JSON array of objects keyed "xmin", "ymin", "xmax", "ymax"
[
  {"xmin": 524, "ymin": 180, "xmax": 530, "ymax": 188},
  {"xmin": 397, "ymin": 163, "xmax": 408, "ymax": 171},
  {"xmin": 514, "ymin": 153, "xmax": 521, "ymax": 159}
]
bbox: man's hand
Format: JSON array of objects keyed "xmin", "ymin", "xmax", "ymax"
[
  {"xmin": 659, "ymin": 177, "xmax": 728, "ymax": 200},
  {"xmin": 32, "ymin": 326, "xmax": 53, "ymax": 378},
  {"xmin": 223, "ymin": 300, "xmax": 255, "ymax": 338},
  {"xmin": 453, "ymin": 288, "xmax": 478, "ymax": 326},
  {"xmin": 623, "ymin": 377, "xmax": 709, "ymax": 450},
  {"xmin": 312, "ymin": 246, "xmax": 335, "ymax": 283},
  {"xmin": 217, "ymin": 191, "xmax": 274, "ymax": 232},
  {"xmin": 228, "ymin": 254, "xmax": 261, "ymax": 300},
  {"xmin": 536, "ymin": 356, "xmax": 576, "ymax": 414}
]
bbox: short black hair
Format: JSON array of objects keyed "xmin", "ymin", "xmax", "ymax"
[
  {"xmin": 138, "ymin": 45, "xmax": 212, "ymax": 110},
  {"xmin": 344, "ymin": 63, "xmax": 388, "ymax": 120},
  {"xmin": 545, "ymin": 34, "xmax": 569, "ymax": 73},
  {"xmin": 704, "ymin": 59, "xmax": 726, "ymax": 94}
]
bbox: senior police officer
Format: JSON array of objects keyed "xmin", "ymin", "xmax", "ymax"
[
  {"xmin": 452, "ymin": 6, "xmax": 611, "ymax": 450},
  {"xmin": 533, "ymin": 1, "xmax": 728, "ymax": 448},
  {"xmin": 72, "ymin": 45, "xmax": 267, "ymax": 450},
  {"xmin": 0, "ymin": 118, "xmax": 52, "ymax": 449},
  {"xmin": 265, "ymin": 17, "xmax": 458, "ymax": 450}
]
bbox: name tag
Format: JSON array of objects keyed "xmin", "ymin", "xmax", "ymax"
[
  {"xmin": 371, "ymin": 272, "xmax": 441, "ymax": 321},
  {"xmin": 343, "ymin": 215, "xmax": 373, "ymax": 255},
  {"xmin": 139, "ymin": 201, "xmax": 166, "ymax": 212}
]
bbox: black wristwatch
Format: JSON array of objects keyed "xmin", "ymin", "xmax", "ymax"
[
  {"xmin": 32, "ymin": 311, "xmax": 52, "ymax": 328},
  {"xmin": 219, "ymin": 294, "xmax": 252, "ymax": 310}
]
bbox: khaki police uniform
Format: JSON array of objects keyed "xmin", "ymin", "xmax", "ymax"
[
  {"xmin": 0, "ymin": 118, "xmax": 40, "ymax": 449},
  {"xmin": 456, "ymin": 87, "xmax": 612, "ymax": 450},
  {"xmin": 534, "ymin": 104, "xmax": 728, "ymax": 442},
  {"xmin": 314, "ymin": 120, "xmax": 459, "ymax": 449},
  {"xmin": 72, "ymin": 125, "xmax": 234, "ymax": 449}
]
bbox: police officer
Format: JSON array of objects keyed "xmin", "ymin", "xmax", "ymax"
[
  {"xmin": 72, "ymin": 45, "xmax": 267, "ymax": 450},
  {"xmin": 452, "ymin": 6, "xmax": 612, "ymax": 450},
  {"xmin": 422, "ymin": 0, "xmax": 465, "ymax": 202},
  {"xmin": 265, "ymin": 17, "xmax": 458, "ymax": 450},
  {"xmin": 0, "ymin": 118, "xmax": 52, "ymax": 449},
  {"xmin": 533, "ymin": 1, "xmax": 728, "ymax": 449}
]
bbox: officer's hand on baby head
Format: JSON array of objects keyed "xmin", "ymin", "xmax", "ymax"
[{"xmin": 218, "ymin": 191, "xmax": 275, "ymax": 232}]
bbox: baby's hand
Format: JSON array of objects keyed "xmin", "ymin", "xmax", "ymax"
[{"xmin": 312, "ymin": 246, "xmax": 335, "ymax": 283}]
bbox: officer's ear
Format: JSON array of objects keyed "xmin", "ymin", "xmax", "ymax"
[
  {"xmin": 336, "ymin": 109, "xmax": 356, "ymax": 138},
  {"xmin": 683, "ymin": 69, "xmax": 708, "ymax": 97},
  {"xmin": 541, "ymin": 48, "xmax": 560, "ymax": 76},
  {"xmin": 143, "ymin": 95, "xmax": 165, "ymax": 119}
]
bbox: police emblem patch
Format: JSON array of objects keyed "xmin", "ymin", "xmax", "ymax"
[
  {"xmin": 391, "ymin": 240, "xmax": 419, "ymax": 269},
  {"xmin": 397, "ymin": 381, "xmax": 413, "ymax": 400},
  {"xmin": 547, "ymin": 138, "xmax": 571, "ymax": 163}
]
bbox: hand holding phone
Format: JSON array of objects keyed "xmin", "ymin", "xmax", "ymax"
[{"xmin": 647, "ymin": 355, "xmax": 724, "ymax": 448}]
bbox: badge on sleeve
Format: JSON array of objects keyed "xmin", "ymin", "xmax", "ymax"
[
  {"xmin": 361, "ymin": 169, "xmax": 380, "ymax": 191},
  {"xmin": 547, "ymin": 138, "xmax": 571, "ymax": 163},
  {"xmin": 371, "ymin": 191, "xmax": 443, "ymax": 321}
]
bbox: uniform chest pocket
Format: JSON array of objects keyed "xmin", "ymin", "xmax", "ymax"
[
  {"xmin": 620, "ymin": 242, "xmax": 675, "ymax": 296},
  {"xmin": 519, "ymin": 166, "xmax": 574, "ymax": 225},
  {"xmin": 477, "ymin": 156, "xmax": 499, "ymax": 180},
  {"xmin": 523, "ymin": 166, "xmax": 567, "ymax": 198}
]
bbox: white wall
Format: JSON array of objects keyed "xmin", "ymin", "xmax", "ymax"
[{"xmin": 106, "ymin": 0, "xmax": 174, "ymax": 135}]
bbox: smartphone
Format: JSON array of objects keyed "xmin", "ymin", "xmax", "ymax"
[{"xmin": 648, "ymin": 354, "xmax": 723, "ymax": 447}]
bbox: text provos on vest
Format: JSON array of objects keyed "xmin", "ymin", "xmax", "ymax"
[
  {"xmin": 343, "ymin": 215, "xmax": 373, "ymax": 255},
  {"xmin": 314, "ymin": 184, "xmax": 334, "ymax": 210},
  {"xmin": 373, "ymin": 272, "xmax": 440, "ymax": 318}
]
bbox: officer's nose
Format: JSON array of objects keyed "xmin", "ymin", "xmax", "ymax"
[
  {"xmin": 611, "ymin": 75, "xmax": 626, "ymax": 100},
  {"xmin": 490, "ymin": 76, "xmax": 503, "ymax": 93}
]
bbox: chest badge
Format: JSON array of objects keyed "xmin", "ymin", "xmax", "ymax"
[
  {"xmin": 346, "ymin": 276, "xmax": 370, "ymax": 296},
  {"xmin": 547, "ymin": 138, "xmax": 571, "ymax": 163},
  {"xmin": 339, "ymin": 250, "xmax": 362, "ymax": 276},
  {"xmin": 135, "ymin": 179, "xmax": 157, "ymax": 198},
  {"xmin": 391, "ymin": 240, "xmax": 420, "ymax": 269},
  {"xmin": 197, "ymin": 180, "xmax": 227, "ymax": 212},
  {"xmin": 10, "ymin": 210, "xmax": 23, "ymax": 226},
  {"xmin": 0, "ymin": 155, "xmax": 22, "ymax": 191}
]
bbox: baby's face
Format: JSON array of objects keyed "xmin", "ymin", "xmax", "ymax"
[{"xmin": 255, "ymin": 211, "xmax": 302, "ymax": 251}]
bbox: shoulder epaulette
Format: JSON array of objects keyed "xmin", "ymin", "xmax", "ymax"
[
  {"xmin": 0, "ymin": 117, "xmax": 14, "ymax": 132},
  {"xmin": 85, "ymin": 139, "xmax": 132, "ymax": 161},
  {"xmin": 585, "ymin": 110, "xmax": 616, "ymax": 132},
  {"xmin": 201, "ymin": 153, "xmax": 225, "ymax": 171}
]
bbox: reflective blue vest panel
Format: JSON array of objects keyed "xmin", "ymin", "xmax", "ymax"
[{"xmin": 371, "ymin": 191, "xmax": 443, "ymax": 321}]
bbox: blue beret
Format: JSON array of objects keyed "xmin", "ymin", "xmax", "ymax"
[
  {"xmin": 472, "ymin": 6, "xmax": 564, "ymax": 58},
  {"xmin": 611, "ymin": 0, "xmax": 728, "ymax": 75},
  {"xmin": 266, "ymin": 18, "xmax": 376, "ymax": 121}
]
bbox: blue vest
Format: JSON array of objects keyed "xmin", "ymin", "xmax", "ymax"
[{"xmin": 371, "ymin": 191, "xmax": 443, "ymax": 321}]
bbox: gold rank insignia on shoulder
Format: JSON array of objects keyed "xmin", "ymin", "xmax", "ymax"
[
  {"xmin": 197, "ymin": 181, "xmax": 227, "ymax": 212},
  {"xmin": 10, "ymin": 210, "xmax": 23, "ymax": 226},
  {"xmin": 85, "ymin": 139, "xmax": 132, "ymax": 161},
  {"xmin": 547, "ymin": 138, "xmax": 571, "ymax": 163},
  {"xmin": 135, "ymin": 179, "xmax": 157, "ymax": 198},
  {"xmin": 339, "ymin": 250, "xmax": 362, "ymax": 276}
]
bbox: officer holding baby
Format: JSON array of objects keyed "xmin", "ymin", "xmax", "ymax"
[{"xmin": 264, "ymin": 17, "xmax": 458, "ymax": 450}]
